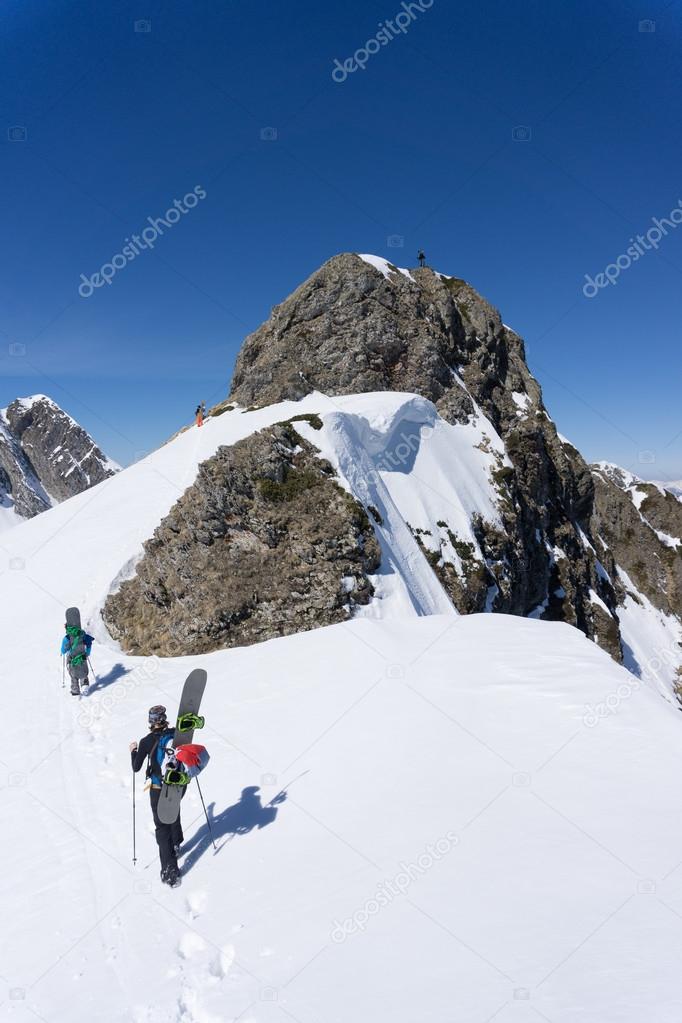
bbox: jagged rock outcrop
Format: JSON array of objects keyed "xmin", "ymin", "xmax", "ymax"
[
  {"xmin": 104, "ymin": 253, "xmax": 679, "ymax": 669},
  {"xmin": 0, "ymin": 395, "xmax": 117, "ymax": 521},
  {"xmin": 0, "ymin": 417, "xmax": 51, "ymax": 518},
  {"xmin": 228, "ymin": 253, "xmax": 623, "ymax": 657},
  {"xmin": 591, "ymin": 463, "xmax": 682, "ymax": 618},
  {"xmin": 103, "ymin": 419, "xmax": 380, "ymax": 655}
]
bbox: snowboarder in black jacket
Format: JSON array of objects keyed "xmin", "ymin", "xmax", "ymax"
[{"xmin": 130, "ymin": 705, "xmax": 184, "ymax": 886}]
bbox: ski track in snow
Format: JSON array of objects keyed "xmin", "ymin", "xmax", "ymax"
[{"xmin": 2, "ymin": 393, "xmax": 682, "ymax": 1021}]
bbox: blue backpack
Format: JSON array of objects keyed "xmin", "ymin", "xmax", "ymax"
[{"xmin": 147, "ymin": 730, "xmax": 175, "ymax": 786}]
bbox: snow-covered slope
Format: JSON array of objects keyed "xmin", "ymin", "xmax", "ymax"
[
  {"xmin": 292, "ymin": 391, "xmax": 507, "ymax": 618},
  {"xmin": 3, "ymin": 391, "xmax": 505, "ymax": 630},
  {"xmin": 3, "ymin": 395, "xmax": 682, "ymax": 1021},
  {"xmin": 590, "ymin": 462, "xmax": 682, "ymax": 694}
]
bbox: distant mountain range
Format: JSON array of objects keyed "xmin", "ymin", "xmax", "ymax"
[
  {"xmin": 0, "ymin": 394, "xmax": 118, "ymax": 531},
  {"xmin": 651, "ymin": 479, "xmax": 682, "ymax": 500}
]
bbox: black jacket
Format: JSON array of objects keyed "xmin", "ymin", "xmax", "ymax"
[{"xmin": 131, "ymin": 727, "xmax": 174, "ymax": 780}]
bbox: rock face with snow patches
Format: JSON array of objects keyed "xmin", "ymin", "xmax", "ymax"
[
  {"xmin": 103, "ymin": 419, "xmax": 380, "ymax": 654},
  {"xmin": 0, "ymin": 395, "xmax": 118, "ymax": 522},
  {"xmin": 591, "ymin": 463, "xmax": 682, "ymax": 620},
  {"xmin": 228, "ymin": 253, "xmax": 623, "ymax": 657},
  {"xmin": 106, "ymin": 252, "xmax": 680, "ymax": 682}
]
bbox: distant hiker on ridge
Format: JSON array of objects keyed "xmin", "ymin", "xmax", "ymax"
[
  {"xmin": 195, "ymin": 402, "xmax": 205, "ymax": 427},
  {"xmin": 418, "ymin": 249, "xmax": 426, "ymax": 268},
  {"xmin": 130, "ymin": 705, "xmax": 184, "ymax": 887},
  {"xmin": 61, "ymin": 611, "xmax": 93, "ymax": 696}
]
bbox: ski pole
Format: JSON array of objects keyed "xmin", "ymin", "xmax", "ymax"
[
  {"xmin": 195, "ymin": 777, "xmax": 217, "ymax": 851},
  {"xmin": 61, "ymin": 655, "xmax": 65, "ymax": 688},
  {"xmin": 132, "ymin": 771, "xmax": 137, "ymax": 865},
  {"xmin": 87, "ymin": 656, "xmax": 97, "ymax": 684}
]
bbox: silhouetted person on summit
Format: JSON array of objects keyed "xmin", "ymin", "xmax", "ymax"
[{"xmin": 417, "ymin": 249, "xmax": 426, "ymax": 268}]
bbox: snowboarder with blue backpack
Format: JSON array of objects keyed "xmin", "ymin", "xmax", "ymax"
[
  {"xmin": 130, "ymin": 705, "xmax": 184, "ymax": 887},
  {"xmin": 61, "ymin": 613, "xmax": 94, "ymax": 696}
]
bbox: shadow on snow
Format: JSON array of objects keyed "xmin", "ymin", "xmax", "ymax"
[
  {"xmin": 181, "ymin": 785, "xmax": 287, "ymax": 873},
  {"xmin": 89, "ymin": 662, "xmax": 130, "ymax": 692}
]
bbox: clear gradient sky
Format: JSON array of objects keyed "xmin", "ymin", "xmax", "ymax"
[{"xmin": 1, "ymin": 0, "xmax": 680, "ymax": 476}]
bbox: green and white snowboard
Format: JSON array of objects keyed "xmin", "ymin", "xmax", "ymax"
[{"xmin": 157, "ymin": 668, "xmax": 207, "ymax": 825}]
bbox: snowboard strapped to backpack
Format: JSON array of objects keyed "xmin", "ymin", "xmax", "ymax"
[
  {"xmin": 147, "ymin": 731, "xmax": 210, "ymax": 788},
  {"xmin": 162, "ymin": 744, "xmax": 210, "ymax": 786},
  {"xmin": 157, "ymin": 669, "xmax": 208, "ymax": 824},
  {"xmin": 174, "ymin": 744, "xmax": 210, "ymax": 780}
]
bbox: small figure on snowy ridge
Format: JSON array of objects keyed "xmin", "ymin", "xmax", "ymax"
[{"xmin": 61, "ymin": 607, "xmax": 93, "ymax": 696}]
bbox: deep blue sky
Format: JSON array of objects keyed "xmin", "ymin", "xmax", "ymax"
[{"xmin": 1, "ymin": 0, "xmax": 680, "ymax": 476}]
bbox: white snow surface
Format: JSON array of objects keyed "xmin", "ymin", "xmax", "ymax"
[
  {"xmin": 511, "ymin": 390, "xmax": 531, "ymax": 415},
  {"xmin": 616, "ymin": 566, "xmax": 682, "ymax": 699},
  {"xmin": 2, "ymin": 394, "xmax": 682, "ymax": 1020},
  {"xmin": 357, "ymin": 253, "xmax": 415, "ymax": 282},
  {"xmin": 588, "ymin": 587, "xmax": 612, "ymax": 616},
  {"xmin": 293, "ymin": 392, "xmax": 504, "ymax": 617},
  {"xmin": 654, "ymin": 527, "xmax": 680, "ymax": 549},
  {"xmin": 0, "ymin": 500, "xmax": 24, "ymax": 532},
  {"xmin": 3, "ymin": 392, "xmax": 56, "ymax": 413}
]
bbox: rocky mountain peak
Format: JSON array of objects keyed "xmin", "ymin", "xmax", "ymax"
[
  {"xmin": 230, "ymin": 252, "xmax": 526, "ymax": 420},
  {"xmin": 226, "ymin": 252, "xmax": 679, "ymax": 669},
  {"xmin": 103, "ymin": 253, "xmax": 680, "ymax": 687},
  {"xmin": 0, "ymin": 394, "xmax": 118, "ymax": 523}
]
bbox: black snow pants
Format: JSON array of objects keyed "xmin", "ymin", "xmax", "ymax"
[{"xmin": 149, "ymin": 787, "xmax": 185, "ymax": 871}]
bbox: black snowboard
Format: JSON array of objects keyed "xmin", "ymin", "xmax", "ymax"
[
  {"xmin": 65, "ymin": 606, "xmax": 81, "ymax": 628},
  {"xmin": 157, "ymin": 669, "xmax": 207, "ymax": 825}
]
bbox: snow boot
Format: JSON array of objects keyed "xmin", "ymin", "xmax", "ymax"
[
  {"xmin": 70, "ymin": 679, "xmax": 80, "ymax": 696},
  {"xmin": 161, "ymin": 865, "xmax": 181, "ymax": 888}
]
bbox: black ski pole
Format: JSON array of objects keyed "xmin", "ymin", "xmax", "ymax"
[
  {"xmin": 87, "ymin": 656, "xmax": 97, "ymax": 684},
  {"xmin": 195, "ymin": 777, "xmax": 217, "ymax": 851},
  {"xmin": 132, "ymin": 771, "xmax": 137, "ymax": 865}
]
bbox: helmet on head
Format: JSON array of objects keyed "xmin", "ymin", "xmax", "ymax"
[{"xmin": 148, "ymin": 705, "xmax": 167, "ymax": 728}]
